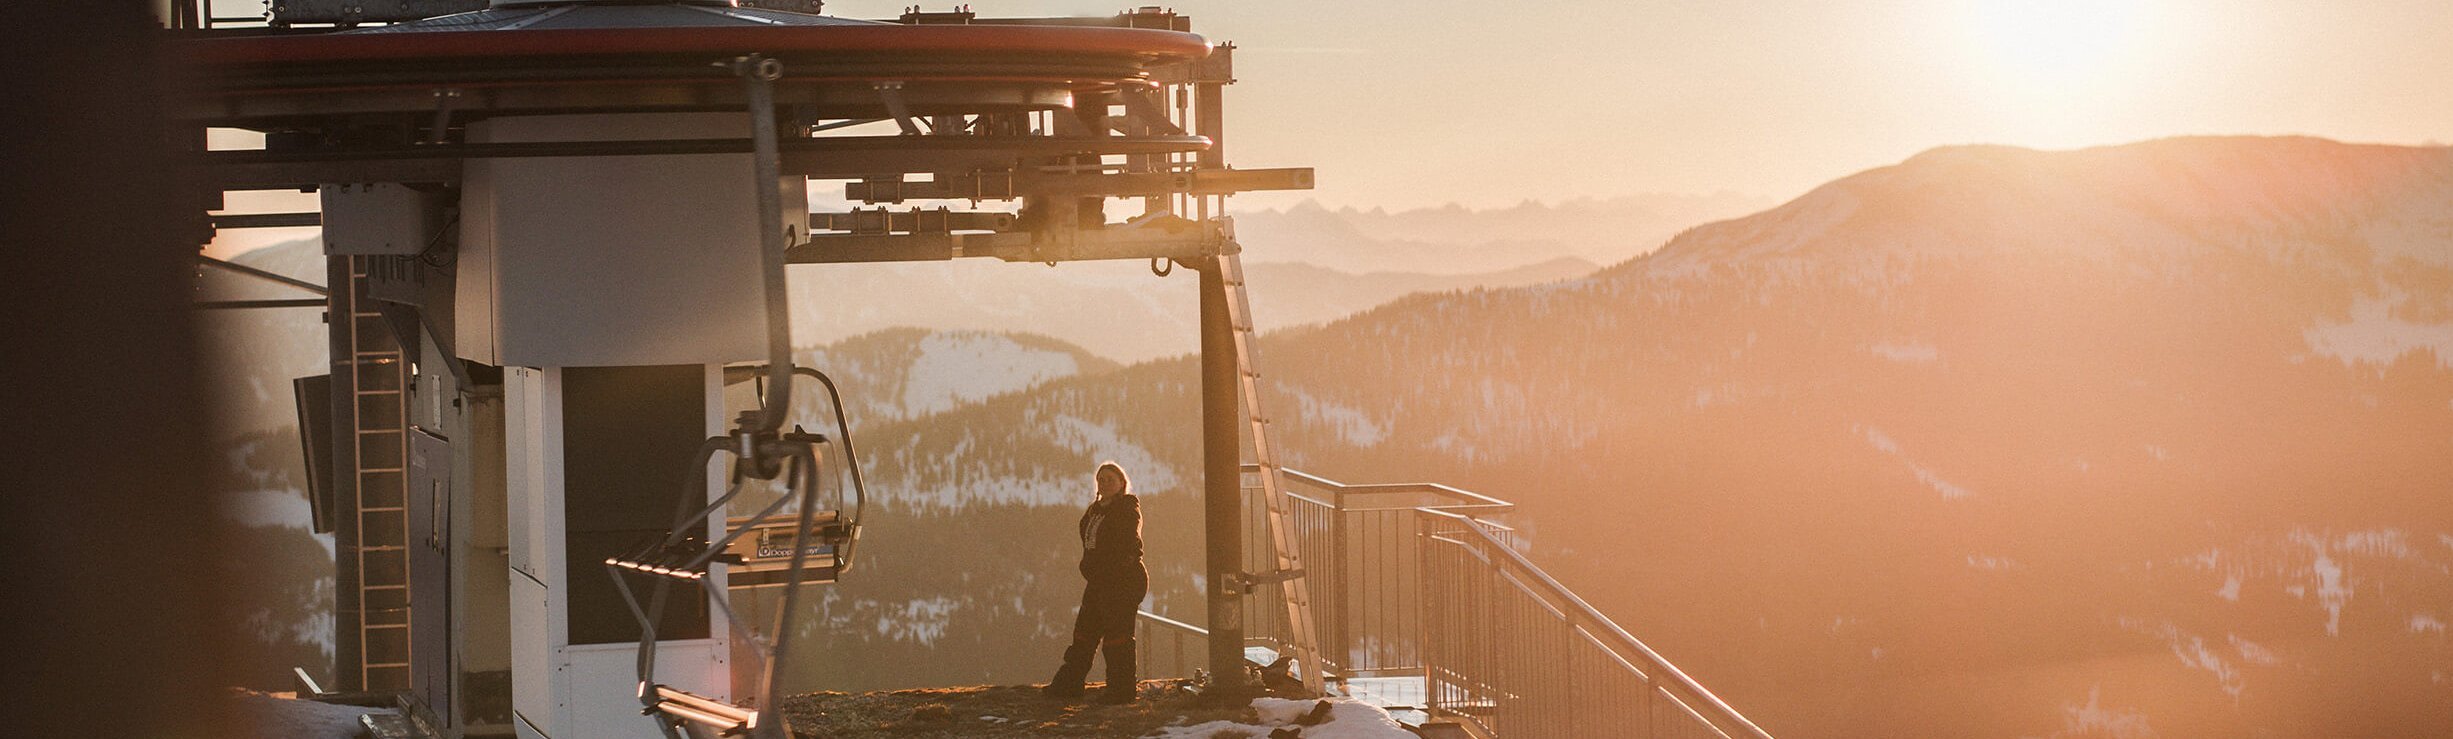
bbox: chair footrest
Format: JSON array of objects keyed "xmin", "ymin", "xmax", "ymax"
[{"xmin": 648, "ymin": 685, "xmax": 756, "ymax": 736}]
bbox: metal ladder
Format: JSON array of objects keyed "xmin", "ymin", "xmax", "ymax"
[
  {"xmin": 345, "ymin": 257, "xmax": 413, "ymax": 690},
  {"xmin": 1217, "ymin": 252, "xmax": 1326, "ymax": 694}
]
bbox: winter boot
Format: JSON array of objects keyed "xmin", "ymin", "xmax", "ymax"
[
  {"xmin": 1043, "ymin": 638, "xmax": 1097, "ymax": 700},
  {"xmin": 1095, "ymin": 638, "xmax": 1138, "ymax": 704}
]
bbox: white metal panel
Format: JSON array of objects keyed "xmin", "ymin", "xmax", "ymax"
[
  {"xmin": 503, "ymin": 367, "xmax": 561, "ymax": 582},
  {"xmin": 454, "ymin": 158, "xmax": 501, "ymax": 366},
  {"xmin": 508, "ymin": 575, "xmax": 559, "ymax": 737},
  {"xmin": 700, "ymin": 365, "xmax": 735, "ymax": 695},
  {"xmin": 566, "ymin": 640, "xmax": 730, "ymax": 739},
  {"xmin": 506, "ymin": 367, "xmax": 570, "ymax": 736},
  {"xmin": 456, "ymin": 112, "xmax": 788, "ymax": 368}
]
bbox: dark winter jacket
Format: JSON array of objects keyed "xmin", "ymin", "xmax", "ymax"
[{"xmin": 1077, "ymin": 493, "xmax": 1146, "ymax": 583}]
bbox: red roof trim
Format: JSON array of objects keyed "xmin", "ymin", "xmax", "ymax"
[{"xmin": 186, "ymin": 25, "xmax": 1212, "ymax": 67}]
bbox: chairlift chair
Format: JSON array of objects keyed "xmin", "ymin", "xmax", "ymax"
[{"xmin": 605, "ymin": 365, "xmax": 871, "ymax": 739}]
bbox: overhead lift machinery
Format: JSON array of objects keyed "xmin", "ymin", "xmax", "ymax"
[{"xmin": 175, "ymin": 2, "xmax": 1320, "ymax": 736}]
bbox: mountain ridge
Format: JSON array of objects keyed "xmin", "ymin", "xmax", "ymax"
[
  {"xmin": 1635, "ymin": 135, "xmax": 2453, "ymax": 273},
  {"xmin": 811, "ymin": 135, "xmax": 2453, "ymax": 736}
]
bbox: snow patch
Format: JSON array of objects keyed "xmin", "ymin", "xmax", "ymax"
[
  {"xmin": 1867, "ymin": 340, "xmax": 1940, "ymax": 363},
  {"xmin": 2304, "ymin": 297, "xmax": 2453, "ymax": 368},
  {"xmin": 2119, "ymin": 618, "xmax": 2259, "ymax": 701},
  {"xmin": 2413, "ymin": 614, "xmax": 2447, "ymax": 635},
  {"xmin": 1046, "ymin": 414, "xmax": 1181, "ymax": 493},
  {"xmin": 2310, "ymin": 547, "xmax": 2347, "ymax": 636},
  {"xmin": 221, "ymin": 488, "xmax": 318, "ymax": 531},
  {"xmin": 1861, "ymin": 426, "xmax": 1901, "ymax": 454},
  {"xmin": 1966, "ymin": 555, "xmax": 2017, "ymax": 571},
  {"xmin": 872, "ymin": 596, "xmax": 958, "ymax": 644},
  {"xmin": 1147, "ymin": 698, "xmax": 1414, "ymax": 739},
  {"xmin": 2053, "ymin": 685, "xmax": 2154, "ymax": 739},
  {"xmin": 2231, "ymin": 635, "xmax": 2280, "ymax": 667},
  {"xmin": 894, "ymin": 414, "xmax": 1180, "ymax": 508},
  {"xmin": 1856, "ymin": 425, "xmax": 1974, "ymax": 499},
  {"xmin": 900, "ymin": 333, "xmax": 1083, "ymax": 417},
  {"xmin": 1428, "ymin": 431, "xmax": 1481, "ymax": 464},
  {"xmin": 2287, "ymin": 529, "xmax": 2408, "ymax": 636},
  {"xmin": 1286, "ymin": 388, "xmax": 1389, "ymax": 447}
]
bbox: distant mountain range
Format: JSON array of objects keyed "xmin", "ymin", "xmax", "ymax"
[
  {"xmin": 1231, "ymin": 192, "xmax": 1772, "ymax": 274},
  {"xmin": 785, "ymin": 253, "xmax": 1597, "ymax": 363},
  {"xmin": 801, "ymin": 137, "xmax": 2453, "ymax": 737}
]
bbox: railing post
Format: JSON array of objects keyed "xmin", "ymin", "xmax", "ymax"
[
  {"xmin": 1643, "ymin": 682, "xmax": 1657, "ymax": 739},
  {"xmin": 1330, "ymin": 486, "xmax": 1350, "ymax": 676}
]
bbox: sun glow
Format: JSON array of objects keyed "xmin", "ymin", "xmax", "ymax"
[{"xmin": 1966, "ymin": 0, "xmax": 2152, "ymax": 93}]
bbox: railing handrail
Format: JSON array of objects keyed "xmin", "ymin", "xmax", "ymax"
[
  {"xmin": 1137, "ymin": 609, "xmax": 1207, "ymax": 637},
  {"xmin": 1419, "ymin": 508, "xmax": 1774, "ymax": 739},
  {"xmin": 1242, "ymin": 463, "xmax": 1516, "ymax": 514}
]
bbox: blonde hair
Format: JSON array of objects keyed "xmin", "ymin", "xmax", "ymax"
[{"xmin": 1095, "ymin": 461, "xmax": 1130, "ymax": 495}]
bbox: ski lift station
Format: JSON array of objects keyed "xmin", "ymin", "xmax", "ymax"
[{"xmin": 175, "ymin": 1, "xmax": 1772, "ymax": 737}]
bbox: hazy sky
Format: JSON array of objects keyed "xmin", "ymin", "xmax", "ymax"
[{"xmin": 822, "ymin": 0, "xmax": 2452, "ymax": 209}]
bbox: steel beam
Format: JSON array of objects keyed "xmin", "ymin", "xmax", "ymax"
[
  {"xmin": 786, "ymin": 219, "xmax": 1229, "ymax": 265},
  {"xmin": 844, "ymin": 168, "xmax": 1312, "ymax": 203},
  {"xmin": 193, "ymin": 298, "xmax": 328, "ymax": 309},
  {"xmin": 810, "ymin": 209, "xmax": 1015, "ymax": 234},
  {"xmin": 204, "ymin": 134, "xmax": 1212, "ymax": 190},
  {"xmin": 197, "ymin": 254, "xmax": 330, "ymax": 295},
  {"xmin": 209, "ymin": 212, "xmax": 323, "ymax": 229},
  {"xmin": 1199, "ymin": 257, "xmax": 1251, "ymax": 696}
]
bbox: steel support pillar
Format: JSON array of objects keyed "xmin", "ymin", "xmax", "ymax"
[{"xmin": 1200, "ymin": 259, "xmax": 1251, "ymax": 696}]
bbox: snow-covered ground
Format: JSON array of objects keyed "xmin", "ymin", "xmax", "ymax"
[{"xmin": 1148, "ymin": 697, "xmax": 1415, "ymax": 739}]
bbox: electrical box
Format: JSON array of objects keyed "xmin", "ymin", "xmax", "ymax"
[
  {"xmin": 269, "ymin": 0, "xmax": 487, "ymax": 27},
  {"xmin": 739, "ymin": 0, "xmax": 823, "ymax": 12},
  {"xmin": 322, "ymin": 183, "xmax": 446, "ymax": 256}
]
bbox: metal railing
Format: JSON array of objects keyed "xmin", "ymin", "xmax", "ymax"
[
  {"xmin": 1141, "ymin": 465, "xmax": 1769, "ymax": 738},
  {"xmin": 1419, "ymin": 510, "xmax": 1770, "ymax": 739},
  {"xmin": 1135, "ymin": 609, "xmax": 1211, "ymax": 682},
  {"xmin": 1236, "ymin": 465, "xmax": 1514, "ymax": 678}
]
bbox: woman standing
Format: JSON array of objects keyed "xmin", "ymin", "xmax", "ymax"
[{"xmin": 1043, "ymin": 461, "xmax": 1148, "ymax": 704}]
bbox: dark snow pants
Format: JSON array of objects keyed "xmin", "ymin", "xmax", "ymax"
[{"xmin": 1049, "ymin": 575, "xmax": 1147, "ymax": 694}]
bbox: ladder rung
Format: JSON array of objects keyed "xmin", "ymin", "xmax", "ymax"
[
  {"xmin": 362, "ymin": 584, "xmax": 408, "ymax": 591},
  {"xmin": 361, "ymin": 506, "xmax": 405, "ymax": 513},
  {"xmin": 362, "ymin": 623, "xmax": 409, "ymax": 631},
  {"xmin": 358, "ymin": 545, "xmax": 407, "ymax": 552}
]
